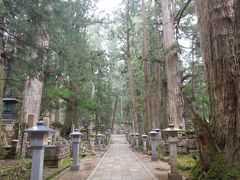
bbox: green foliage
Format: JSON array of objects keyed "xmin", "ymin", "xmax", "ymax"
[
  {"xmin": 204, "ymin": 154, "xmax": 240, "ymax": 180},
  {"xmin": 191, "ymin": 162, "xmax": 205, "ymax": 180},
  {"xmin": 178, "ymin": 154, "xmax": 197, "ymax": 171},
  {"xmin": 80, "ymin": 98, "xmax": 101, "ymax": 112},
  {"xmin": 158, "ymin": 154, "xmax": 169, "ymax": 162},
  {"xmin": 0, "ymin": 144, "xmax": 7, "ymax": 159},
  {"xmin": 0, "ymin": 159, "xmax": 32, "ymax": 179},
  {"xmin": 190, "ymin": 154, "xmax": 240, "ymax": 180},
  {"xmin": 205, "ymin": 154, "xmax": 225, "ymax": 179},
  {"xmin": 45, "ymin": 87, "xmax": 74, "ymax": 100}
]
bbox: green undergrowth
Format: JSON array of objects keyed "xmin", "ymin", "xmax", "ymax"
[
  {"xmin": 0, "ymin": 144, "xmax": 8, "ymax": 159},
  {"xmin": 158, "ymin": 154, "xmax": 169, "ymax": 162},
  {"xmin": 191, "ymin": 154, "xmax": 240, "ymax": 180},
  {"xmin": 158, "ymin": 153, "xmax": 197, "ymax": 179},
  {"xmin": 178, "ymin": 154, "xmax": 197, "ymax": 178},
  {"xmin": 158, "ymin": 152, "xmax": 240, "ymax": 179},
  {"xmin": 204, "ymin": 154, "xmax": 240, "ymax": 180},
  {"xmin": 0, "ymin": 159, "xmax": 32, "ymax": 180}
]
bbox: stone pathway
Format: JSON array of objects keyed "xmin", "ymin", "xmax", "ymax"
[{"xmin": 87, "ymin": 134, "xmax": 157, "ymax": 180}]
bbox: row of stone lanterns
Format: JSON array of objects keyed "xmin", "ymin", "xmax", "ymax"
[
  {"xmin": 25, "ymin": 122, "xmax": 85, "ymax": 180},
  {"xmin": 127, "ymin": 124, "xmax": 182, "ymax": 180}
]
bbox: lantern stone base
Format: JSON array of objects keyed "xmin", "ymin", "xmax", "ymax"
[
  {"xmin": 90, "ymin": 150, "xmax": 96, "ymax": 156},
  {"xmin": 151, "ymin": 156, "xmax": 158, "ymax": 161},
  {"xmin": 168, "ymin": 173, "xmax": 182, "ymax": 180},
  {"xmin": 71, "ymin": 164, "xmax": 80, "ymax": 171}
]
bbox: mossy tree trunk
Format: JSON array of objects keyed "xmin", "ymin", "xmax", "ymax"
[
  {"xmin": 141, "ymin": 0, "xmax": 151, "ymax": 132},
  {"xmin": 195, "ymin": 0, "xmax": 240, "ymax": 175},
  {"xmin": 0, "ymin": 0, "xmax": 5, "ymax": 141},
  {"xmin": 62, "ymin": 100, "xmax": 78, "ymax": 136},
  {"xmin": 153, "ymin": 0, "xmax": 168, "ymax": 129},
  {"xmin": 111, "ymin": 96, "xmax": 118, "ymax": 130},
  {"xmin": 126, "ymin": 0, "xmax": 138, "ymax": 132},
  {"xmin": 161, "ymin": 0, "xmax": 185, "ymax": 129}
]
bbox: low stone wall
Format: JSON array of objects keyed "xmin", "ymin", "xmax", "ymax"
[
  {"xmin": 158, "ymin": 137, "xmax": 198, "ymax": 155},
  {"xmin": 26, "ymin": 143, "xmax": 71, "ymax": 168}
]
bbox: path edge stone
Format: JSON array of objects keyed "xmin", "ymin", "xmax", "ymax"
[
  {"xmin": 128, "ymin": 147, "xmax": 158, "ymax": 180},
  {"xmin": 86, "ymin": 146, "xmax": 112, "ymax": 180}
]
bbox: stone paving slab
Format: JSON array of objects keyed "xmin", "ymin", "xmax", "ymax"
[
  {"xmin": 87, "ymin": 135, "xmax": 157, "ymax": 180},
  {"xmin": 55, "ymin": 150, "xmax": 107, "ymax": 180}
]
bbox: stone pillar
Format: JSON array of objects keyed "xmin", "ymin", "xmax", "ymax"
[
  {"xmin": 32, "ymin": 148, "xmax": 45, "ymax": 179},
  {"xmin": 130, "ymin": 133, "xmax": 134, "ymax": 148},
  {"xmin": 24, "ymin": 121, "xmax": 55, "ymax": 180},
  {"xmin": 134, "ymin": 133, "xmax": 140, "ymax": 150},
  {"xmin": 97, "ymin": 133, "xmax": 102, "ymax": 150},
  {"xmin": 106, "ymin": 132, "xmax": 110, "ymax": 145},
  {"xmin": 102, "ymin": 134, "xmax": 106, "ymax": 148},
  {"xmin": 90, "ymin": 135, "xmax": 95, "ymax": 152},
  {"xmin": 142, "ymin": 134, "xmax": 148, "ymax": 153},
  {"xmin": 125, "ymin": 129, "xmax": 129, "ymax": 142},
  {"xmin": 70, "ymin": 129, "xmax": 82, "ymax": 171},
  {"xmin": 149, "ymin": 130, "xmax": 158, "ymax": 161}
]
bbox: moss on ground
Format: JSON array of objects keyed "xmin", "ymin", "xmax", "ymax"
[
  {"xmin": 204, "ymin": 154, "xmax": 240, "ymax": 180},
  {"xmin": 158, "ymin": 154, "xmax": 169, "ymax": 162},
  {"xmin": 190, "ymin": 154, "xmax": 240, "ymax": 180},
  {"xmin": 178, "ymin": 154, "xmax": 197, "ymax": 179}
]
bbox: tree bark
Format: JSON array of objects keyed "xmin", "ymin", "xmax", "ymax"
[
  {"xmin": 195, "ymin": 0, "xmax": 240, "ymax": 171},
  {"xmin": 153, "ymin": 0, "xmax": 169, "ymax": 129},
  {"xmin": 161, "ymin": 0, "xmax": 185, "ymax": 129},
  {"xmin": 141, "ymin": 0, "xmax": 151, "ymax": 132},
  {"xmin": 126, "ymin": 0, "xmax": 138, "ymax": 132},
  {"xmin": 63, "ymin": 100, "xmax": 78, "ymax": 136},
  {"xmin": 111, "ymin": 96, "xmax": 118, "ymax": 130},
  {"xmin": 0, "ymin": 0, "xmax": 5, "ymax": 138},
  {"xmin": 23, "ymin": 75, "xmax": 44, "ymax": 125},
  {"xmin": 184, "ymin": 97, "xmax": 216, "ymax": 171}
]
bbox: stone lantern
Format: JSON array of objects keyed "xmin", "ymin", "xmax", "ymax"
[
  {"xmin": 162, "ymin": 124, "xmax": 182, "ymax": 180},
  {"xmin": 124, "ymin": 129, "xmax": 129, "ymax": 142},
  {"xmin": 134, "ymin": 133, "xmax": 140, "ymax": 150},
  {"xmin": 106, "ymin": 131, "xmax": 110, "ymax": 145},
  {"xmin": 101, "ymin": 134, "xmax": 106, "ymax": 148},
  {"xmin": 25, "ymin": 121, "xmax": 55, "ymax": 180},
  {"xmin": 130, "ymin": 133, "xmax": 135, "ymax": 148},
  {"xmin": 69, "ymin": 129, "xmax": 82, "ymax": 171},
  {"xmin": 149, "ymin": 130, "xmax": 158, "ymax": 161},
  {"xmin": 142, "ymin": 134, "xmax": 148, "ymax": 152},
  {"xmin": 152, "ymin": 128, "xmax": 161, "ymax": 141},
  {"xmin": 97, "ymin": 133, "xmax": 102, "ymax": 150}
]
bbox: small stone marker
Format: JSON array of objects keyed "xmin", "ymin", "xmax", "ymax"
[
  {"xmin": 70, "ymin": 129, "xmax": 82, "ymax": 171},
  {"xmin": 163, "ymin": 124, "xmax": 182, "ymax": 180},
  {"xmin": 134, "ymin": 133, "xmax": 140, "ymax": 150},
  {"xmin": 106, "ymin": 131, "xmax": 110, "ymax": 144},
  {"xmin": 97, "ymin": 133, "xmax": 102, "ymax": 150},
  {"xmin": 142, "ymin": 134, "xmax": 148, "ymax": 152},
  {"xmin": 130, "ymin": 133, "xmax": 135, "ymax": 148},
  {"xmin": 89, "ymin": 134, "xmax": 96, "ymax": 155},
  {"xmin": 25, "ymin": 121, "xmax": 55, "ymax": 180},
  {"xmin": 149, "ymin": 130, "xmax": 158, "ymax": 161},
  {"xmin": 101, "ymin": 134, "xmax": 106, "ymax": 148}
]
